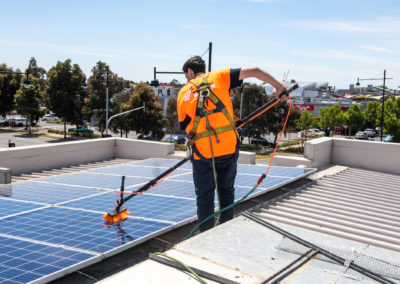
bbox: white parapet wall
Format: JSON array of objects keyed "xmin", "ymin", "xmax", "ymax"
[
  {"xmin": 331, "ymin": 138, "xmax": 400, "ymax": 175},
  {"xmin": 273, "ymin": 137, "xmax": 400, "ymax": 175},
  {"xmin": 0, "ymin": 138, "xmax": 175, "ymax": 176},
  {"xmin": 115, "ymin": 138, "xmax": 174, "ymax": 160},
  {"xmin": 304, "ymin": 137, "xmax": 333, "ymax": 168}
]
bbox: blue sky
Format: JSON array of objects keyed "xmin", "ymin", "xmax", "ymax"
[{"xmin": 1, "ymin": 0, "xmax": 399, "ymax": 89}]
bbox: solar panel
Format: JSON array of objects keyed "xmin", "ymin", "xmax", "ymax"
[
  {"xmin": 0, "ymin": 235, "xmax": 95, "ymax": 284},
  {"xmin": 0, "ymin": 157, "xmax": 315, "ymax": 283},
  {"xmin": 38, "ymin": 172, "xmax": 150, "ymax": 190},
  {"xmin": 0, "ymin": 182, "xmax": 107, "ymax": 204},
  {"xmin": 0, "ymin": 199, "xmax": 44, "ymax": 218}
]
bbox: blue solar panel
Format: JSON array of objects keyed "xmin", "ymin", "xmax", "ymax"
[
  {"xmin": 63, "ymin": 192, "xmax": 197, "ymax": 223},
  {"xmin": 235, "ymin": 174, "xmax": 292, "ymax": 189},
  {"xmin": 0, "ymin": 157, "xmax": 315, "ymax": 283},
  {"xmin": 0, "ymin": 182, "xmax": 106, "ymax": 205},
  {"xmin": 0, "ymin": 235, "xmax": 95, "ymax": 284},
  {"xmin": 38, "ymin": 172, "xmax": 150, "ymax": 189},
  {"xmin": 89, "ymin": 163, "xmax": 191, "ymax": 177},
  {"xmin": 0, "ymin": 199, "xmax": 44, "ymax": 218},
  {"xmin": 127, "ymin": 179, "xmax": 197, "ymax": 199},
  {"xmin": 0, "ymin": 207, "xmax": 169, "ymax": 253},
  {"xmin": 237, "ymin": 164, "xmax": 312, "ymax": 177},
  {"xmin": 131, "ymin": 158, "xmax": 193, "ymax": 170}
]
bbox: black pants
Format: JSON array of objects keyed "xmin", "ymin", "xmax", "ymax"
[{"xmin": 192, "ymin": 150, "xmax": 239, "ymax": 232}]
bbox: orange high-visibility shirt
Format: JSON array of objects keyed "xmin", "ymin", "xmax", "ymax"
[{"xmin": 177, "ymin": 68, "xmax": 241, "ymax": 159}]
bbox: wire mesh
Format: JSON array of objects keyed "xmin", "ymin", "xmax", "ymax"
[{"xmin": 275, "ymin": 237, "xmax": 400, "ymax": 282}]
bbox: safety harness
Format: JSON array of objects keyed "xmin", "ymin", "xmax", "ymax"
[{"xmin": 186, "ymin": 73, "xmax": 239, "ymax": 160}]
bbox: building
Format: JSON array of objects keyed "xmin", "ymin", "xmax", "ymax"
[{"xmin": 150, "ymin": 84, "xmax": 180, "ymax": 115}]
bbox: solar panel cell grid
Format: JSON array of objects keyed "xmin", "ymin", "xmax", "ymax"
[{"xmin": 38, "ymin": 173, "xmax": 150, "ymax": 190}]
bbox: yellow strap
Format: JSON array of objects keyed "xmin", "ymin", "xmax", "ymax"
[{"xmin": 187, "ymin": 125, "xmax": 236, "ymax": 146}]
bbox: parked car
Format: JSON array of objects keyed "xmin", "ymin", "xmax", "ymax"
[
  {"xmin": 11, "ymin": 118, "xmax": 27, "ymax": 127},
  {"xmin": 384, "ymin": 135, "xmax": 393, "ymax": 142},
  {"xmin": 307, "ymin": 128, "xmax": 325, "ymax": 136},
  {"xmin": 355, "ymin": 131, "xmax": 368, "ymax": 140},
  {"xmin": 67, "ymin": 127, "xmax": 93, "ymax": 134},
  {"xmin": 0, "ymin": 117, "xmax": 11, "ymax": 126},
  {"xmin": 41, "ymin": 114, "xmax": 59, "ymax": 121},
  {"xmin": 364, "ymin": 128, "xmax": 376, "ymax": 137},
  {"xmin": 164, "ymin": 134, "xmax": 186, "ymax": 144},
  {"xmin": 250, "ymin": 136, "xmax": 275, "ymax": 147}
]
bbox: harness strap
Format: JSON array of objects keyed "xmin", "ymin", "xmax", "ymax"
[
  {"xmin": 187, "ymin": 73, "xmax": 239, "ymax": 148},
  {"xmin": 187, "ymin": 124, "xmax": 235, "ymax": 146}
]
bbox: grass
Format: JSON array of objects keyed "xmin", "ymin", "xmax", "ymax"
[
  {"xmin": 47, "ymin": 128, "xmax": 100, "ymax": 139},
  {"xmin": 278, "ymin": 139, "xmax": 301, "ymax": 148},
  {"xmin": 256, "ymin": 153, "xmax": 272, "ymax": 159},
  {"xmin": 280, "ymin": 146, "xmax": 304, "ymax": 153}
]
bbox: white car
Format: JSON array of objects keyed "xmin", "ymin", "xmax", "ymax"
[
  {"xmin": 41, "ymin": 114, "xmax": 59, "ymax": 121},
  {"xmin": 11, "ymin": 118, "xmax": 27, "ymax": 127}
]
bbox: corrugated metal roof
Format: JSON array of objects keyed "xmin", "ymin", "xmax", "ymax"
[{"xmin": 253, "ymin": 167, "xmax": 400, "ymax": 253}]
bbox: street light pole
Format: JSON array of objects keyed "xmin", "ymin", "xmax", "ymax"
[
  {"xmin": 356, "ymin": 70, "xmax": 393, "ymax": 142},
  {"xmin": 380, "ymin": 70, "xmax": 386, "ymax": 142},
  {"xmin": 105, "ymin": 67, "xmax": 109, "ymax": 136}
]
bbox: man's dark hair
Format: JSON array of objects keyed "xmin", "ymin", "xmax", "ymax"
[{"xmin": 182, "ymin": 56, "xmax": 206, "ymax": 74}]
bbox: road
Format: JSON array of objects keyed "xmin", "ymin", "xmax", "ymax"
[{"xmin": 0, "ymin": 131, "xmax": 56, "ymax": 149}]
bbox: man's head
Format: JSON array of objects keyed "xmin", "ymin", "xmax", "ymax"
[{"xmin": 182, "ymin": 56, "xmax": 205, "ymax": 81}]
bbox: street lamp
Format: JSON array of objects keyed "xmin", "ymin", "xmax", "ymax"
[
  {"xmin": 0, "ymin": 70, "xmax": 34, "ymax": 89},
  {"xmin": 105, "ymin": 102, "xmax": 145, "ymax": 137},
  {"xmin": 356, "ymin": 70, "xmax": 393, "ymax": 141},
  {"xmin": 86, "ymin": 67, "xmax": 134, "ymax": 136}
]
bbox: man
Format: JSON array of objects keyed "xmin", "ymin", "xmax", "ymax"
[{"xmin": 177, "ymin": 56, "xmax": 286, "ymax": 232}]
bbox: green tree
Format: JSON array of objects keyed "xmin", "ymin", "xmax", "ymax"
[
  {"xmin": 319, "ymin": 104, "xmax": 344, "ymax": 136},
  {"xmin": 123, "ymin": 83, "xmax": 167, "ymax": 140},
  {"xmin": 110, "ymin": 89, "xmax": 132, "ymax": 137},
  {"xmin": 84, "ymin": 62, "xmax": 123, "ymax": 134},
  {"xmin": 26, "ymin": 57, "xmax": 47, "ymax": 92},
  {"xmin": 169, "ymin": 79, "xmax": 182, "ymax": 87},
  {"xmin": 363, "ymin": 101, "xmax": 380, "ymax": 130},
  {"xmin": 165, "ymin": 96, "xmax": 179, "ymax": 135},
  {"xmin": 0, "ymin": 64, "xmax": 23, "ymax": 117},
  {"xmin": 14, "ymin": 75, "xmax": 42, "ymax": 134},
  {"xmin": 378, "ymin": 97, "xmax": 400, "ymax": 142},
  {"xmin": 295, "ymin": 110, "xmax": 318, "ymax": 146},
  {"xmin": 344, "ymin": 104, "xmax": 365, "ymax": 137},
  {"xmin": 46, "ymin": 59, "xmax": 86, "ymax": 139},
  {"xmin": 232, "ymin": 84, "xmax": 268, "ymax": 145},
  {"xmin": 263, "ymin": 95, "xmax": 301, "ymax": 145}
]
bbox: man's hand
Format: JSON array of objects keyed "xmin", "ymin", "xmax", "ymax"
[{"xmin": 275, "ymin": 85, "xmax": 287, "ymax": 102}]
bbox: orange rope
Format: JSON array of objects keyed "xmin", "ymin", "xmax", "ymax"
[
  {"xmin": 236, "ymin": 100, "xmax": 279, "ymax": 129},
  {"xmin": 264, "ymin": 96, "xmax": 292, "ymax": 177}
]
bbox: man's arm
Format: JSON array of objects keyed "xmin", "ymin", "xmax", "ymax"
[{"xmin": 239, "ymin": 67, "xmax": 287, "ymax": 101}]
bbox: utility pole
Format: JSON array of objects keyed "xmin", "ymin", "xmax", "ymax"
[
  {"xmin": 105, "ymin": 66, "xmax": 109, "ymax": 136},
  {"xmin": 381, "ymin": 70, "xmax": 386, "ymax": 142},
  {"xmin": 356, "ymin": 70, "xmax": 393, "ymax": 142},
  {"xmin": 208, "ymin": 42, "xmax": 212, "ymax": 72}
]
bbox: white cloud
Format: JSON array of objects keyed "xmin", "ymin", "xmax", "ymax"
[
  {"xmin": 360, "ymin": 46, "xmax": 395, "ymax": 54},
  {"xmin": 0, "ymin": 40, "xmax": 179, "ymax": 60},
  {"xmin": 289, "ymin": 49, "xmax": 400, "ymax": 68},
  {"xmin": 278, "ymin": 18, "xmax": 400, "ymax": 35}
]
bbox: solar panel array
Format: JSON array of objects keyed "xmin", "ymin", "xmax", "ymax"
[{"xmin": 0, "ymin": 158, "xmax": 315, "ymax": 283}]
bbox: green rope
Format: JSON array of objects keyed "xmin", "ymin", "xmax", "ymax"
[
  {"xmin": 153, "ymin": 252, "xmax": 208, "ymax": 284},
  {"xmin": 186, "ymin": 182, "xmax": 261, "ymax": 239},
  {"xmin": 204, "ymin": 100, "xmax": 221, "ymax": 226}
]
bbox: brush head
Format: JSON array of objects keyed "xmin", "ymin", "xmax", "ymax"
[{"xmin": 103, "ymin": 207, "xmax": 130, "ymax": 224}]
